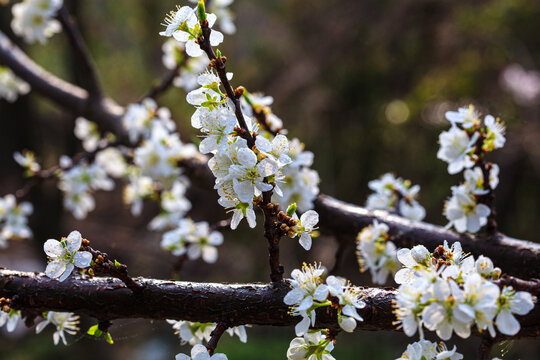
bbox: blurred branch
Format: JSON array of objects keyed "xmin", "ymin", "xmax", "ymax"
[
  {"xmin": 57, "ymin": 6, "xmax": 102, "ymax": 98},
  {"xmin": 0, "ymin": 30, "xmax": 127, "ymax": 140},
  {"xmin": 1, "ymin": 269, "xmax": 539, "ymax": 339}
]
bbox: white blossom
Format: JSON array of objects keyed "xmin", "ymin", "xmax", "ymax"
[
  {"xmin": 437, "ymin": 126, "xmax": 478, "ymax": 175},
  {"xmin": 356, "ymin": 220, "xmax": 399, "ymax": 284},
  {"xmin": 398, "ymin": 340, "xmax": 463, "ymax": 360},
  {"xmin": 123, "ymin": 98, "xmax": 175, "ymax": 144},
  {"xmin": 192, "ymin": 107, "xmax": 237, "ymax": 154},
  {"xmin": 123, "ymin": 173, "xmax": 154, "ymax": 216},
  {"xmin": 495, "ymin": 287, "xmax": 535, "ymax": 336},
  {"xmin": 175, "ymin": 344, "xmax": 228, "ymax": 360},
  {"xmin": 326, "ymin": 275, "xmax": 366, "ymax": 332},
  {"xmin": 0, "ymin": 194, "xmax": 33, "ymax": 246},
  {"xmin": 11, "ymin": 0, "xmax": 63, "ymax": 44},
  {"xmin": 445, "ymin": 105, "xmax": 479, "ymax": 129},
  {"xmin": 255, "ymin": 134, "xmax": 292, "ymax": 166},
  {"xmin": 35, "ymin": 311, "xmax": 79, "ymax": 345},
  {"xmin": 13, "ymin": 150, "xmax": 40, "ymax": 173},
  {"xmin": 167, "ymin": 320, "xmax": 213, "ymax": 346},
  {"xmin": 0, "ymin": 310, "xmax": 21, "ymax": 332},
  {"xmin": 0, "ymin": 66, "xmax": 30, "ymax": 102},
  {"xmin": 286, "ymin": 330, "xmax": 335, "ymax": 360},
  {"xmin": 160, "ymin": 5, "xmax": 223, "ymax": 58},
  {"xmin": 74, "ymin": 117, "xmax": 100, "ymax": 152},
  {"xmin": 291, "ymin": 210, "xmax": 319, "ymax": 251},
  {"xmin": 483, "ymin": 115, "xmax": 506, "ymax": 151},
  {"xmin": 463, "ymin": 165, "xmax": 499, "ymax": 195},
  {"xmin": 444, "ymin": 185, "xmax": 490, "ymax": 233},
  {"xmin": 43, "ymin": 230, "xmax": 92, "ymax": 281},
  {"xmin": 95, "ymin": 147, "xmax": 127, "ymax": 178}
]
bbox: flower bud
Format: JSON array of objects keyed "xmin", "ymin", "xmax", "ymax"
[
  {"xmin": 475, "ymin": 255, "xmax": 494, "ymax": 276},
  {"xmin": 338, "ymin": 316, "xmax": 357, "ymax": 333}
]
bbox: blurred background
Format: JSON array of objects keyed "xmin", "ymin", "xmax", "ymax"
[{"xmin": 1, "ymin": 0, "xmax": 540, "ymax": 358}]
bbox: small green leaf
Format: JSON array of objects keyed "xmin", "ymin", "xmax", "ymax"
[
  {"xmin": 87, "ymin": 324, "xmax": 99, "ymax": 336},
  {"xmin": 104, "ymin": 332, "xmax": 114, "ymax": 344},
  {"xmin": 286, "ymin": 203, "xmax": 297, "ymax": 217},
  {"xmin": 216, "ymin": 49, "xmax": 222, "ymax": 59},
  {"xmin": 114, "ymin": 260, "xmax": 122, "ymax": 269}
]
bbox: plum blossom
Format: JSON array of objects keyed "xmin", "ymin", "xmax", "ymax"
[
  {"xmin": 11, "ymin": 0, "xmax": 63, "ymax": 44},
  {"xmin": 291, "ymin": 210, "xmax": 319, "ymax": 251},
  {"xmin": 356, "ymin": 220, "xmax": 399, "ymax": 284},
  {"xmin": 483, "ymin": 115, "xmax": 506, "ymax": 152},
  {"xmin": 74, "ymin": 117, "xmax": 100, "ymax": 152},
  {"xmin": 495, "ymin": 287, "xmax": 535, "ymax": 336},
  {"xmin": 35, "ymin": 311, "xmax": 80, "ymax": 345},
  {"xmin": 0, "ymin": 194, "xmax": 33, "ymax": 246},
  {"xmin": 175, "ymin": 344, "xmax": 227, "ymax": 360},
  {"xmin": 0, "ymin": 66, "xmax": 30, "ymax": 102},
  {"xmin": 43, "ymin": 230, "xmax": 92, "ymax": 281},
  {"xmin": 160, "ymin": 5, "xmax": 223, "ymax": 58},
  {"xmin": 287, "ymin": 330, "xmax": 335, "ymax": 360},
  {"xmin": 437, "ymin": 126, "xmax": 478, "ymax": 175},
  {"xmin": 0, "ymin": 309, "xmax": 21, "ymax": 332},
  {"xmin": 167, "ymin": 320, "xmax": 213, "ymax": 346},
  {"xmin": 397, "ymin": 340, "xmax": 463, "ymax": 360},
  {"xmin": 445, "ymin": 105, "xmax": 479, "ymax": 129},
  {"xmin": 13, "ymin": 149, "xmax": 40, "ymax": 174},
  {"xmin": 326, "ymin": 275, "xmax": 366, "ymax": 332},
  {"xmin": 444, "ymin": 185, "xmax": 490, "ymax": 233}
]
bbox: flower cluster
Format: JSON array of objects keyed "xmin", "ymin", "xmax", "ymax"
[
  {"xmin": 394, "ymin": 241, "xmax": 535, "ymax": 341},
  {"xmin": 175, "ymin": 344, "xmax": 227, "ymax": 360},
  {"xmin": 161, "ymin": 218, "xmax": 224, "ymax": 264},
  {"xmin": 58, "ymin": 160, "xmax": 115, "ymax": 219},
  {"xmin": 160, "ymin": 3, "xmax": 223, "ymax": 58},
  {"xmin": 35, "ymin": 311, "xmax": 80, "ymax": 345},
  {"xmin": 397, "ymin": 340, "xmax": 463, "ymax": 360},
  {"xmin": 286, "ymin": 330, "xmax": 335, "ymax": 360},
  {"xmin": 356, "ymin": 220, "xmax": 399, "ymax": 284},
  {"xmin": 438, "ymin": 105, "xmax": 506, "ymax": 233},
  {"xmin": 167, "ymin": 320, "xmax": 247, "ymax": 346},
  {"xmin": 11, "ymin": 0, "xmax": 63, "ymax": 44},
  {"xmin": 0, "ymin": 66, "xmax": 30, "ymax": 102},
  {"xmin": 44, "ymin": 230, "xmax": 92, "ymax": 282},
  {"xmin": 284, "ymin": 263, "xmax": 366, "ymax": 335},
  {"xmin": 365, "ymin": 173, "xmax": 426, "ymax": 221},
  {"xmin": 0, "ymin": 194, "xmax": 33, "ymax": 247},
  {"xmin": 13, "ymin": 149, "xmax": 41, "ymax": 175},
  {"xmin": 74, "ymin": 117, "xmax": 101, "ymax": 152}
]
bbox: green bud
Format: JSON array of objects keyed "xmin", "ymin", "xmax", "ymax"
[
  {"xmin": 114, "ymin": 260, "xmax": 122, "ymax": 269},
  {"xmin": 197, "ymin": 1, "xmax": 206, "ymax": 23},
  {"xmin": 216, "ymin": 49, "xmax": 222, "ymax": 59},
  {"xmin": 104, "ymin": 332, "xmax": 114, "ymax": 344},
  {"xmin": 286, "ymin": 203, "xmax": 297, "ymax": 217}
]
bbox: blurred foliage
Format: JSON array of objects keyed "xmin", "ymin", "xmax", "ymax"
[{"xmin": 1, "ymin": 0, "xmax": 540, "ymax": 358}]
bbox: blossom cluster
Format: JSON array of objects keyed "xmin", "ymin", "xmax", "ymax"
[
  {"xmin": 284, "ymin": 263, "xmax": 366, "ymax": 336},
  {"xmin": 365, "ymin": 173, "xmax": 426, "ymax": 221},
  {"xmin": 0, "ymin": 194, "xmax": 33, "ymax": 247},
  {"xmin": 397, "ymin": 340, "xmax": 463, "ymax": 360},
  {"xmin": 438, "ymin": 105, "xmax": 506, "ymax": 233},
  {"xmin": 167, "ymin": 320, "xmax": 247, "ymax": 346},
  {"xmin": 11, "ymin": 0, "xmax": 63, "ymax": 44},
  {"xmin": 161, "ymin": 218, "xmax": 224, "ymax": 264},
  {"xmin": 394, "ymin": 241, "xmax": 535, "ymax": 341},
  {"xmin": 287, "ymin": 330, "xmax": 335, "ymax": 360},
  {"xmin": 356, "ymin": 220, "xmax": 399, "ymax": 284},
  {"xmin": 0, "ymin": 66, "xmax": 30, "ymax": 102}
]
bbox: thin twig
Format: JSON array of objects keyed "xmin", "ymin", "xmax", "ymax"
[
  {"xmin": 57, "ymin": 6, "xmax": 102, "ymax": 98},
  {"xmin": 206, "ymin": 322, "xmax": 228, "ymax": 355},
  {"xmin": 140, "ymin": 48, "xmax": 188, "ymax": 101}
]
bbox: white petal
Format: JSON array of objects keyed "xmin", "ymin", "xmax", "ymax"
[
  {"xmin": 58, "ymin": 263, "xmax": 75, "ymax": 282},
  {"xmin": 45, "ymin": 260, "xmax": 66, "ymax": 279},
  {"xmin": 496, "ymin": 310, "xmax": 520, "ymax": 336},
  {"xmin": 202, "ymin": 246, "xmax": 218, "ymax": 263},
  {"xmin": 209, "ymin": 30, "xmax": 224, "ymax": 46},
  {"xmin": 300, "ymin": 210, "xmax": 319, "ymax": 229},
  {"xmin": 246, "ymin": 208, "xmax": 256, "ymax": 228},
  {"xmin": 511, "ymin": 292, "xmax": 534, "ymax": 315},
  {"xmin": 73, "ymin": 251, "xmax": 92, "ymax": 268},
  {"xmin": 185, "ymin": 40, "xmax": 203, "ymax": 57},
  {"xmin": 295, "ymin": 316, "xmax": 310, "ymax": 336},
  {"xmin": 298, "ymin": 232, "xmax": 312, "ymax": 251},
  {"xmin": 283, "ymin": 288, "xmax": 304, "ymax": 305},
  {"xmin": 65, "ymin": 231, "xmax": 82, "ymax": 252},
  {"xmin": 43, "ymin": 240, "xmax": 63, "ymax": 258},
  {"xmin": 175, "ymin": 354, "xmax": 190, "ymax": 360},
  {"xmin": 313, "ymin": 284, "xmax": 328, "ymax": 301}
]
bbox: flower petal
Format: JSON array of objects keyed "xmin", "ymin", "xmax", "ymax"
[
  {"xmin": 44, "ymin": 239, "xmax": 63, "ymax": 258},
  {"xmin": 65, "ymin": 231, "xmax": 82, "ymax": 252}
]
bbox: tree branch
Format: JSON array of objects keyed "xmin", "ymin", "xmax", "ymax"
[
  {"xmin": 57, "ymin": 6, "xmax": 102, "ymax": 98},
  {"xmin": 0, "ymin": 30, "xmax": 126, "ymax": 140},
  {"xmin": 1, "ymin": 270, "xmax": 538, "ymax": 339},
  {"xmin": 314, "ymin": 195, "xmax": 540, "ymax": 280}
]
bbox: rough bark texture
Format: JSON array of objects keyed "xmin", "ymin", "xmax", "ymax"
[
  {"xmin": 0, "ymin": 270, "xmax": 395, "ymax": 332},
  {"xmin": 314, "ymin": 195, "xmax": 540, "ymax": 279},
  {"xmin": 2, "ymin": 270, "xmax": 539, "ymax": 339}
]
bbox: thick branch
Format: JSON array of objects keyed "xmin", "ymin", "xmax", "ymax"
[
  {"xmin": 314, "ymin": 195, "xmax": 540, "ymax": 279},
  {"xmin": 1, "ymin": 270, "xmax": 538, "ymax": 339},
  {"xmin": 0, "ymin": 31, "xmax": 126, "ymax": 140}
]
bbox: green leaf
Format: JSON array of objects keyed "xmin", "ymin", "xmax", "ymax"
[
  {"xmin": 114, "ymin": 260, "xmax": 122, "ymax": 269},
  {"xmin": 87, "ymin": 324, "xmax": 99, "ymax": 336},
  {"xmin": 104, "ymin": 332, "xmax": 114, "ymax": 344}
]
